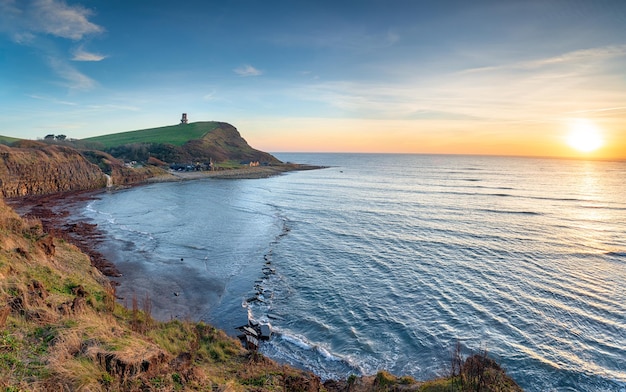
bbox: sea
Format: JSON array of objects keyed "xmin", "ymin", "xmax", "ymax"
[{"xmin": 77, "ymin": 154, "xmax": 626, "ymax": 392}]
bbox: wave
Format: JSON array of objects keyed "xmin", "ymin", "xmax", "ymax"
[
  {"xmin": 479, "ymin": 209, "xmax": 542, "ymax": 216},
  {"xmin": 84, "ymin": 201, "xmax": 116, "ymax": 223},
  {"xmin": 260, "ymin": 330, "xmax": 364, "ymax": 380},
  {"xmin": 605, "ymin": 251, "xmax": 626, "ymax": 258},
  {"xmin": 279, "ymin": 332, "xmax": 342, "ymax": 362},
  {"xmin": 429, "ymin": 188, "xmax": 626, "ymax": 209},
  {"xmin": 581, "ymin": 205, "xmax": 626, "ymax": 211},
  {"xmin": 118, "ymin": 225, "xmax": 156, "ymax": 241}
]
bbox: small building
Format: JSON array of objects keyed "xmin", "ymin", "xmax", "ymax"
[{"xmin": 180, "ymin": 113, "xmax": 188, "ymax": 124}]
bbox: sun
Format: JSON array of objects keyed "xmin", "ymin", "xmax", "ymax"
[{"xmin": 566, "ymin": 119, "xmax": 604, "ymax": 153}]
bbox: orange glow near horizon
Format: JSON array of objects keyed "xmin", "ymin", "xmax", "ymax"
[{"xmin": 244, "ymin": 117, "xmax": 625, "ymax": 160}]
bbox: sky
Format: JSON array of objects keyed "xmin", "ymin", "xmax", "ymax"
[{"xmin": 1, "ymin": 0, "xmax": 625, "ymax": 159}]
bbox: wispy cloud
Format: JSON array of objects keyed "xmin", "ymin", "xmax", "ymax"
[
  {"xmin": 1, "ymin": 0, "xmax": 105, "ymax": 90},
  {"xmin": 47, "ymin": 55, "xmax": 97, "ymax": 90},
  {"xmin": 385, "ymin": 29, "xmax": 399, "ymax": 46},
  {"xmin": 566, "ymin": 106, "xmax": 626, "ymax": 115},
  {"xmin": 234, "ymin": 64, "xmax": 263, "ymax": 77},
  {"xmin": 203, "ymin": 91, "xmax": 217, "ymax": 101},
  {"xmin": 13, "ymin": 32, "xmax": 36, "ymax": 44},
  {"xmin": 461, "ymin": 45, "xmax": 626, "ymax": 74},
  {"xmin": 27, "ymin": 94, "xmax": 140, "ymax": 111},
  {"xmin": 28, "ymin": 94, "xmax": 78, "ymax": 106},
  {"xmin": 87, "ymin": 104, "xmax": 140, "ymax": 112},
  {"xmin": 284, "ymin": 41, "xmax": 626, "ymax": 127},
  {"xmin": 1, "ymin": 0, "xmax": 104, "ymax": 41},
  {"xmin": 29, "ymin": 0, "xmax": 103, "ymax": 40},
  {"xmin": 72, "ymin": 45, "xmax": 106, "ymax": 61}
]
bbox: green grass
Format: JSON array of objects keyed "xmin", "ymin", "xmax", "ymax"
[
  {"xmin": 81, "ymin": 122, "xmax": 221, "ymax": 149},
  {"xmin": 0, "ymin": 135, "xmax": 20, "ymax": 145}
]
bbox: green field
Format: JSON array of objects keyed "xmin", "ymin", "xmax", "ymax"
[
  {"xmin": 82, "ymin": 121, "xmax": 220, "ymax": 148},
  {"xmin": 0, "ymin": 135, "xmax": 20, "ymax": 145}
]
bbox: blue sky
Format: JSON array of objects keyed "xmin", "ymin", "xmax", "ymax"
[{"xmin": 1, "ymin": 0, "xmax": 625, "ymax": 158}]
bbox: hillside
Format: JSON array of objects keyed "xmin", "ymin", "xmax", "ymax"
[
  {"xmin": 83, "ymin": 121, "xmax": 281, "ymax": 166},
  {"xmin": 82, "ymin": 122, "xmax": 222, "ymax": 148},
  {"xmin": 0, "ymin": 135, "xmax": 19, "ymax": 145},
  {"xmin": 0, "ymin": 121, "xmax": 292, "ymax": 198}
]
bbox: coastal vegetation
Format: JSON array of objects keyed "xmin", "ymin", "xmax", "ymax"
[{"xmin": 0, "ymin": 135, "xmax": 19, "ymax": 145}]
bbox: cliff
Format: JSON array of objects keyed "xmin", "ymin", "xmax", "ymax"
[
  {"xmin": 183, "ymin": 122, "xmax": 280, "ymax": 164},
  {"xmin": 0, "ymin": 121, "xmax": 292, "ymax": 199},
  {"xmin": 84, "ymin": 121, "xmax": 282, "ymax": 166},
  {"xmin": 0, "ymin": 141, "xmax": 107, "ymax": 198}
]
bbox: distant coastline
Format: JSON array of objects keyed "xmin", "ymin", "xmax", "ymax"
[{"xmin": 144, "ymin": 163, "xmax": 326, "ymax": 183}]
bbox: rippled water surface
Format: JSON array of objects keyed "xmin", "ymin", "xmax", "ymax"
[{"xmin": 81, "ymin": 154, "xmax": 626, "ymax": 392}]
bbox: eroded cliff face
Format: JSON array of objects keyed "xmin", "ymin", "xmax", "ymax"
[
  {"xmin": 184, "ymin": 122, "xmax": 281, "ymax": 164},
  {"xmin": 0, "ymin": 142, "xmax": 107, "ymax": 198}
]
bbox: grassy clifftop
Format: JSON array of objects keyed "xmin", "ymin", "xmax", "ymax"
[
  {"xmin": 82, "ymin": 122, "xmax": 222, "ymax": 149},
  {"xmin": 82, "ymin": 121, "xmax": 281, "ymax": 167},
  {"xmin": 0, "ymin": 135, "xmax": 20, "ymax": 145},
  {"xmin": 4, "ymin": 120, "xmax": 280, "ymax": 170}
]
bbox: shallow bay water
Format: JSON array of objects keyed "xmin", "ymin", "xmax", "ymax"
[{"xmin": 80, "ymin": 154, "xmax": 626, "ymax": 392}]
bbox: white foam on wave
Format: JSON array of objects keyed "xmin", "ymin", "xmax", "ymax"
[
  {"xmin": 84, "ymin": 201, "xmax": 116, "ymax": 223},
  {"xmin": 84, "ymin": 200, "xmax": 96, "ymax": 213},
  {"xmin": 280, "ymin": 332, "xmax": 313, "ymax": 351},
  {"xmin": 117, "ymin": 224, "xmax": 156, "ymax": 242},
  {"xmin": 259, "ymin": 330, "xmax": 363, "ymax": 381},
  {"xmin": 276, "ymin": 330, "xmax": 351, "ymax": 364}
]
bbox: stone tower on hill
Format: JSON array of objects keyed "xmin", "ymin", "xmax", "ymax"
[{"xmin": 180, "ymin": 113, "xmax": 188, "ymax": 124}]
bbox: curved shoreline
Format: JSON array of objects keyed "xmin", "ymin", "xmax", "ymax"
[
  {"xmin": 144, "ymin": 163, "xmax": 326, "ymax": 182},
  {"xmin": 2, "ymin": 163, "xmax": 528, "ymax": 391},
  {"xmin": 7, "ymin": 163, "xmax": 326, "ymax": 281}
]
